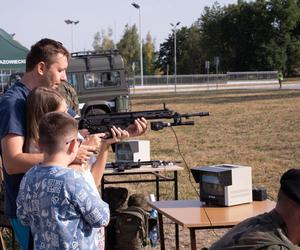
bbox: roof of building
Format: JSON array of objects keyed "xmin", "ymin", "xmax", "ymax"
[{"xmin": 0, "ymin": 28, "xmax": 28, "ymax": 70}]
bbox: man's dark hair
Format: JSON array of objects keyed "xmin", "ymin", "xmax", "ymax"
[
  {"xmin": 26, "ymin": 38, "xmax": 70, "ymax": 72},
  {"xmin": 38, "ymin": 111, "xmax": 78, "ymax": 155}
]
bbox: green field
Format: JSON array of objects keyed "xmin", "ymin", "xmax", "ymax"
[
  {"xmin": 2, "ymin": 88, "xmax": 300, "ymax": 249},
  {"xmin": 127, "ymin": 89, "xmax": 300, "ymax": 249},
  {"xmin": 128, "ymin": 89, "xmax": 300, "ymax": 200}
]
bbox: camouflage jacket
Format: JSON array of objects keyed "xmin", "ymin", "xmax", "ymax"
[
  {"xmin": 210, "ymin": 209, "xmax": 300, "ymax": 250},
  {"xmin": 58, "ymin": 81, "xmax": 80, "ymax": 115}
]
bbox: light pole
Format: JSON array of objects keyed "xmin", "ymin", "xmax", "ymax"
[
  {"xmin": 131, "ymin": 2, "xmax": 144, "ymax": 86},
  {"xmin": 170, "ymin": 22, "xmax": 180, "ymax": 93},
  {"xmin": 64, "ymin": 19, "xmax": 79, "ymax": 52}
]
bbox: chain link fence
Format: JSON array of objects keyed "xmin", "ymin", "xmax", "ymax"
[
  {"xmin": 1, "ymin": 71, "xmax": 278, "ymax": 94},
  {"xmin": 0, "ymin": 69, "xmax": 19, "ymax": 94},
  {"xmin": 127, "ymin": 71, "xmax": 278, "ymax": 86}
]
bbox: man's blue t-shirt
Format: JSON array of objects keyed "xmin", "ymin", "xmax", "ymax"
[{"xmin": 0, "ymin": 81, "xmax": 30, "ymax": 216}]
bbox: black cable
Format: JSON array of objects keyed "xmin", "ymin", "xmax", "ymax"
[
  {"xmin": 170, "ymin": 127, "xmax": 199, "ymax": 197},
  {"xmin": 170, "ymin": 127, "xmax": 220, "ymax": 238}
]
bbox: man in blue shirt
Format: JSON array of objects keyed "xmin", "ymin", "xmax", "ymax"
[
  {"xmin": 0, "ymin": 39, "xmax": 71, "ymax": 249},
  {"xmin": 0, "ymin": 38, "xmax": 147, "ymax": 249}
]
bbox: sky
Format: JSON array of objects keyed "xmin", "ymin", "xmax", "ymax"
[{"xmin": 1, "ymin": 0, "xmax": 236, "ymax": 52}]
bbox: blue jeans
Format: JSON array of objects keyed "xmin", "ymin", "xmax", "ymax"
[{"xmin": 10, "ymin": 218, "xmax": 30, "ymax": 250}]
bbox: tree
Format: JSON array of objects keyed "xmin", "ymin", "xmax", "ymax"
[
  {"xmin": 177, "ymin": 25, "xmax": 203, "ymax": 74},
  {"xmin": 156, "ymin": 26, "xmax": 203, "ymax": 74},
  {"xmin": 196, "ymin": 0, "xmax": 300, "ymax": 75},
  {"xmin": 156, "ymin": 36, "xmax": 173, "ymax": 75},
  {"xmin": 92, "ymin": 28, "xmax": 115, "ymax": 51},
  {"xmin": 265, "ymin": 0, "xmax": 300, "ymax": 75},
  {"xmin": 143, "ymin": 32, "xmax": 158, "ymax": 75},
  {"xmin": 197, "ymin": 3, "xmax": 228, "ymax": 72},
  {"xmin": 117, "ymin": 24, "xmax": 140, "ymax": 76},
  {"xmin": 197, "ymin": 1, "xmax": 273, "ymax": 71}
]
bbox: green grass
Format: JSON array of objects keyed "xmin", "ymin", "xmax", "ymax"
[
  {"xmin": 128, "ymin": 89, "xmax": 300, "ymax": 200},
  {"xmin": 2, "ymin": 88, "xmax": 300, "ymax": 249}
]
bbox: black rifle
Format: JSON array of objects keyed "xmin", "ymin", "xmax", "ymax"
[
  {"xmin": 79, "ymin": 104, "xmax": 209, "ymax": 135},
  {"xmin": 106, "ymin": 160, "xmax": 182, "ymax": 172}
]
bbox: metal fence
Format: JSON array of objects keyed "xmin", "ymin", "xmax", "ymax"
[
  {"xmin": 0, "ymin": 69, "xmax": 18, "ymax": 93},
  {"xmin": 227, "ymin": 71, "xmax": 278, "ymax": 81},
  {"xmin": 127, "ymin": 71, "xmax": 278, "ymax": 86},
  {"xmin": 1, "ymin": 71, "xmax": 278, "ymax": 93}
]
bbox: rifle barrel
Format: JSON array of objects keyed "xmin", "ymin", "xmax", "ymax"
[{"xmin": 181, "ymin": 112, "xmax": 210, "ymax": 117}]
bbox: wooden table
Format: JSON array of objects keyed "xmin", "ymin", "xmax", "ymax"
[
  {"xmin": 102, "ymin": 164, "xmax": 183, "ymax": 200},
  {"xmin": 148, "ymin": 199, "xmax": 276, "ymax": 250}
]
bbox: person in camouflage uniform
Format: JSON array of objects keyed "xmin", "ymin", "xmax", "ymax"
[
  {"xmin": 58, "ymin": 80, "xmax": 80, "ymax": 115},
  {"xmin": 210, "ymin": 169, "xmax": 300, "ymax": 250}
]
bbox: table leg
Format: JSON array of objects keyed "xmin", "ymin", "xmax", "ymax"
[
  {"xmin": 158, "ymin": 213, "xmax": 165, "ymax": 250},
  {"xmin": 174, "ymin": 171, "xmax": 180, "ymax": 250},
  {"xmin": 175, "ymin": 224, "xmax": 179, "ymax": 250},
  {"xmin": 190, "ymin": 229, "xmax": 197, "ymax": 250},
  {"xmin": 174, "ymin": 171, "xmax": 178, "ymax": 200},
  {"xmin": 155, "ymin": 172, "xmax": 160, "ymax": 200}
]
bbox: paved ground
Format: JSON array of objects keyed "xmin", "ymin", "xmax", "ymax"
[{"xmin": 129, "ymin": 81, "xmax": 300, "ymax": 95}]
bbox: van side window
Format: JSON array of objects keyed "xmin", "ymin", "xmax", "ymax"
[
  {"xmin": 84, "ymin": 73, "xmax": 97, "ymax": 88},
  {"xmin": 84, "ymin": 71, "xmax": 121, "ymax": 89},
  {"xmin": 67, "ymin": 73, "xmax": 78, "ymax": 91}
]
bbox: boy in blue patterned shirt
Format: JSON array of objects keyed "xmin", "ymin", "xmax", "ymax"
[{"xmin": 16, "ymin": 112, "xmax": 109, "ymax": 250}]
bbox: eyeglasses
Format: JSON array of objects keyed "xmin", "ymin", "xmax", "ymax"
[
  {"xmin": 66, "ymin": 138, "xmax": 83, "ymax": 146},
  {"xmin": 76, "ymin": 138, "xmax": 83, "ymax": 146}
]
